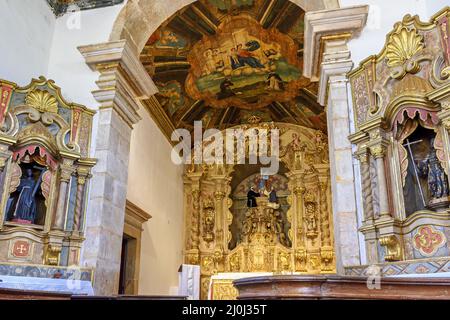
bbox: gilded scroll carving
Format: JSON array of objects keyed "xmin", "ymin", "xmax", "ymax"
[
  {"xmin": 386, "ymin": 26, "xmax": 425, "ymax": 79},
  {"xmin": 379, "ymin": 235, "xmax": 402, "ymax": 261}
]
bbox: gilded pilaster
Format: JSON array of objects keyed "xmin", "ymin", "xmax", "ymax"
[
  {"xmin": 369, "ymin": 143, "xmax": 391, "ymax": 219},
  {"xmin": 53, "ymin": 159, "xmax": 76, "ymax": 230}
]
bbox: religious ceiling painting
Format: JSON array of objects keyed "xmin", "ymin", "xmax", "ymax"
[
  {"xmin": 207, "ymin": 0, "xmax": 254, "ymax": 11},
  {"xmin": 347, "ymin": 8, "xmax": 450, "ymax": 273},
  {"xmin": 0, "ymin": 76, "xmax": 96, "ymax": 272},
  {"xmin": 141, "ymin": 0, "xmax": 323, "ymax": 135},
  {"xmin": 185, "ymin": 14, "xmax": 306, "ymax": 110}
]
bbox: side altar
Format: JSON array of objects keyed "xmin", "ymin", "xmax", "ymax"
[
  {"xmin": 0, "ymin": 77, "xmax": 96, "ymax": 293},
  {"xmin": 347, "ymin": 8, "xmax": 450, "ymax": 276}
]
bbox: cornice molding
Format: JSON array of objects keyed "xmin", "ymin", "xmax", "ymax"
[
  {"xmin": 79, "ymin": 40, "xmax": 158, "ymax": 126},
  {"xmin": 318, "ymin": 57, "xmax": 353, "ymax": 106},
  {"xmin": 304, "ymin": 5, "xmax": 369, "ymax": 81},
  {"xmin": 125, "ymin": 200, "xmax": 152, "ymax": 231}
]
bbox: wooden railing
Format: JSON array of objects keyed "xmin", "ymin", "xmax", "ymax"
[{"xmin": 233, "ymin": 275, "xmax": 450, "ymax": 300}]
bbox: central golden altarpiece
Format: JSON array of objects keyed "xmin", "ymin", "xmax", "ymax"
[{"xmin": 183, "ymin": 123, "xmax": 335, "ymax": 299}]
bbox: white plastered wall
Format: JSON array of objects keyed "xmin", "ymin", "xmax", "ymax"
[{"xmin": 0, "ymin": 0, "xmax": 55, "ymax": 84}]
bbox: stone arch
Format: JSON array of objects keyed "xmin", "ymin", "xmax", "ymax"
[{"xmin": 109, "ymin": 0, "xmax": 340, "ymax": 55}]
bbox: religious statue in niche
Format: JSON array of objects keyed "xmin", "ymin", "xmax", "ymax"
[
  {"xmin": 304, "ymin": 191, "xmax": 318, "ymax": 238},
  {"xmin": 418, "ymin": 137, "xmax": 450, "ymax": 208},
  {"xmin": 6, "ymin": 165, "xmax": 44, "ymax": 224},
  {"xmin": 400, "ymin": 122, "xmax": 450, "ymax": 215},
  {"xmin": 246, "ymin": 186, "xmax": 260, "ymax": 208},
  {"xmin": 264, "ymin": 185, "xmax": 280, "ymax": 210},
  {"xmin": 235, "ymin": 172, "xmax": 291, "ymax": 248},
  {"xmin": 203, "ymin": 198, "xmax": 215, "ymax": 243},
  {"xmin": 5, "ymin": 149, "xmax": 51, "ymax": 226}
]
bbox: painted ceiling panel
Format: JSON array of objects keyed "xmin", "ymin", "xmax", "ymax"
[{"xmin": 142, "ymin": 0, "xmax": 326, "ymax": 133}]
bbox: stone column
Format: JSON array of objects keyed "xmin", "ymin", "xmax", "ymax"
[
  {"xmin": 370, "ymin": 145, "xmax": 390, "ymax": 218},
  {"xmin": 79, "ymin": 40, "xmax": 157, "ymax": 295},
  {"xmin": 325, "ymin": 70, "xmax": 361, "ymax": 270},
  {"xmin": 304, "ymin": 5, "xmax": 368, "ymax": 272}
]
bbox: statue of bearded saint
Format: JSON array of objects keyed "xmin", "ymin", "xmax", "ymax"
[
  {"xmin": 418, "ymin": 139, "xmax": 449, "ymax": 199},
  {"xmin": 8, "ymin": 168, "xmax": 43, "ymax": 224}
]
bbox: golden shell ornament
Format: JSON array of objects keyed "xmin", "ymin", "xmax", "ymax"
[
  {"xmin": 386, "ymin": 27, "xmax": 424, "ymax": 67},
  {"xmin": 25, "ymin": 89, "xmax": 58, "ymax": 113}
]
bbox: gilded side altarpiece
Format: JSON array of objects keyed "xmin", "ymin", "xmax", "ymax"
[
  {"xmin": 0, "ymin": 77, "xmax": 96, "ymax": 273},
  {"xmin": 348, "ymin": 7, "xmax": 450, "ymax": 272}
]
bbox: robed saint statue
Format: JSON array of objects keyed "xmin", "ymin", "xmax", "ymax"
[
  {"xmin": 247, "ymin": 186, "xmax": 260, "ymax": 207},
  {"xmin": 418, "ymin": 139, "xmax": 449, "ymax": 200},
  {"xmin": 8, "ymin": 168, "xmax": 43, "ymax": 224}
]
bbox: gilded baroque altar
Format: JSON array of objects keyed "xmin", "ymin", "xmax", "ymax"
[
  {"xmin": 0, "ymin": 77, "xmax": 96, "ymax": 280},
  {"xmin": 348, "ymin": 8, "xmax": 450, "ymax": 276},
  {"xmin": 183, "ymin": 122, "xmax": 335, "ymax": 299}
]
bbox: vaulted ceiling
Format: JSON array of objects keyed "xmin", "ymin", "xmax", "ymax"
[{"xmin": 141, "ymin": 0, "xmax": 326, "ymax": 134}]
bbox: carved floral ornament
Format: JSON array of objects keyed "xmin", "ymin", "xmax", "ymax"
[{"xmin": 413, "ymin": 226, "xmax": 446, "ymax": 257}]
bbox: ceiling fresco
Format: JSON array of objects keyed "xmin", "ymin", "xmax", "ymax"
[{"xmin": 141, "ymin": 0, "xmax": 325, "ymax": 133}]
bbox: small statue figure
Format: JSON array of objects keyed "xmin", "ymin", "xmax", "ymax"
[
  {"xmin": 8, "ymin": 168, "xmax": 43, "ymax": 224},
  {"xmin": 273, "ymin": 210, "xmax": 287, "ymax": 246},
  {"xmin": 203, "ymin": 207, "xmax": 215, "ymax": 243},
  {"xmin": 305, "ymin": 201, "xmax": 317, "ymax": 233},
  {"xmin": 264, "ymin": 185, "xmax": 280, "ymax": 209},
  {"xmin": 247, "ymin": 186, "xmax": 260, "ymax": 207},
  {"xmin": 418, "ymin": 139, "xmax": 449, "ymax": 199}
]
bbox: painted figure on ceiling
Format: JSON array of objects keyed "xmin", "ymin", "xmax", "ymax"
[
  {"xmin": 217, "ymin": 78, "xmax": 237, "ymax": 99},
  {"xmin": 230, "ymin": 42, "xmax": 265, "ymax": 70},
  {"xmin": 267, "ymin": 72, "xmax": 284, "ymax": 91},
  {"xmin": 208, "ymin": 0, "xmax": 254, "ymax": 11}
]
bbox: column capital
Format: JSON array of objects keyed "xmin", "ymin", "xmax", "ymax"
[
  {"xmin": 369, "ymin": 145, "xmax": 387, "ymax": 159},
  {"xmin": 304, "ymin": 5, "xmax": 369, "ymax": 81},
  {"xmin": 78, "ymin": 40, "xmax": 158, "ymax": 127},
  {"xmin": 355, "ymin": 150, "xmax": 370, "ymax": 164}
]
